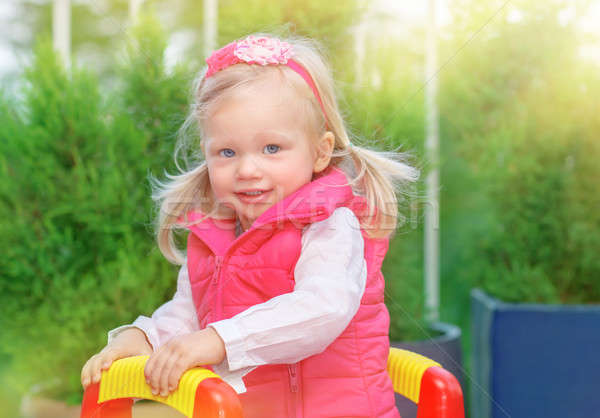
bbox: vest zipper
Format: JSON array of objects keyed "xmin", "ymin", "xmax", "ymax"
[
  {"xmin": 288, "ymin": 363, "xmax": 298, "ymax": 392},
  {"xmin": 288, "ymin": 363, "xmax": 299, "ymax": 418},
  {"xmin": 213, "ymin": 255, "xmax": 224, "ymax": 319}
]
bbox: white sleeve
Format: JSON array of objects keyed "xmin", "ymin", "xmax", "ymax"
[
  {"xmin": 209, "ymin": 207, "xmax": 367, "ymax": 373},
  {"xmin": 107, "ymin": 262, "xmax": 200, "ymax": 350},
  {"xmin": 106, "ymin": 262, "xmax": 250, "ymax": 394}
]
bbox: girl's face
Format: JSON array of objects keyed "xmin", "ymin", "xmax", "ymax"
[{"xmin": 202, "ymin": 76, "xmax": 333, "ymax": 231}]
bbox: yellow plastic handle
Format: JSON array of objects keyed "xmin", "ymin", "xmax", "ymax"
[
  {"xmin": 387, "ymin": 347, "xmax": 441, "ymax": 403},
  {"xmin": 80, "ymin": 355, "xmax": 243, "ymax": 418}
]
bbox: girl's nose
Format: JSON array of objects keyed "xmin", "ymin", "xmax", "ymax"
[{"xmin": 236, "ymin": 154, "xmax": 262, "ymax": 179}]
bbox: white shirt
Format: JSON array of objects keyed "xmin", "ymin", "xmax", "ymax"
[{"xmin": 108, "ymin": 207, "xmax": 367, "ymax": 394}]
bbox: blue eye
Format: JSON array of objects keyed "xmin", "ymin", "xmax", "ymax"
[
  {"xmin": 264, "ymin": 144, "xmax": 280, "ymax": 154},
  {"xmin": 219, "ymin": 149, "xmax": 235, "ymax": 158}
]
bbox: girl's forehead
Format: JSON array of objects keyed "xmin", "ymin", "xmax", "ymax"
[
  {"xmin": 208, "ymin": 71, "xmax": 310, "ymax": 114},
  {"xmin": 205, "ymin": 84, "xmax": 307, "ymax": 136},
  {"xmin": 219, "ymin": 76, "xmax": 298, "ymax": 108}
]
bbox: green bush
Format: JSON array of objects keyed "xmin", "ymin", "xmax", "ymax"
[
  {"xmin": 0, "ymin": 17, "xmax": 430, "ymax": 406},
  {"xmin": 0, "ymin": 16, "xmax": 190, "ymax": 404},
  {"xmin": 344, "ymin": 36, "xmax": 428, "ymax": 341},
  {"xmin": 439, "ymin": 1, "xmax": 600, "ymax": 305},
  {"xmin": 5, "ymin": 2, "xmax": 598, "ymax": 408}
]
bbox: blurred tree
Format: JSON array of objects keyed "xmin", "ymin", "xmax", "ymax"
[
  {"xmin": 0, "ymin": 16, "xmax": 191, "ymax": 404},
  {"xmin": 4, "ymin": 0, "xmax": 363, "ymax": 86},
  {"xmin": 428, "ymin": 5, "xmax": 600, "ymax": 410},
  {"xmin": 439, "ymin": 0, "xmax": 600, "ymax": 308},
  {"xmin": 4, "ymin": 0, "xmax": 130, "ymax": 77}
]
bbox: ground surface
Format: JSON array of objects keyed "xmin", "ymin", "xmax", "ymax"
[{"xmin": 21, "ymin": 397, "xmax": 185, "ymax": 417}]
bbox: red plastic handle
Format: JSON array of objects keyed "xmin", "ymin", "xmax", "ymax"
[
  {"xmin": 416, "ymin": 366, "xmax": 465, "ymax": 418},
  {"xmin": 80, "ymin": 377, "xmax": 243, "ymax": 418}
]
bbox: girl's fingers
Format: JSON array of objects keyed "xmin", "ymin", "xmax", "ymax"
[
  {"xmin": 90, "ymin": 355, "xmax": 104, "ymax": 384},
  {"xmin": 144, "ymin": 354, "xmax": 155, "ymax": 388},
  {"xmin": 100, "ymin": 357, "xmax": 113, "ymax": 371},
  {"xmin": 82, "ymin": 355, "xmax": 99, "ymax": 387},
  {"xmin": 92, "ymin": 350, "xmax": 117, "ymax": 383},
  {"xmin": 81, "ymin": 347, "xmax": 124, "ymax": 388},
  {"xmin": 81, "ymin": 358, "xmax": 93, "ymax": 387},
  {"xmin": 146, "ymin": 350, "xmax": 169, "ymax": 395},
  {"xmin": 166, "ymin": 358, "xmax": 186, "ymax": 395},
  {"xmin": 159, "ymin": 355, "xmax": 182, "ymax": 397}
]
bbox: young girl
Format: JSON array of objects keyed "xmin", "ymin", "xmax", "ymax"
[{"xmin": 81, "ymin": 33, "xmax": 418, "ymax": 417}]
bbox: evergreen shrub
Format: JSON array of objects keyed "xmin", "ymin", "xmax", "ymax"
[
  {"xmin": 0, "ymin": 17, "xmax": 191, "ymax": 403},
  {"xmin": 439, "ymin": 4, "xmax": 600, "ymax": 304}
]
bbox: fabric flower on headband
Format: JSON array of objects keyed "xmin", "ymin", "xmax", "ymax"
[
  {"xmin": 205, "ymin": 36, "xmax": 293, "ymax": 77},
  {"xmin": 204, "ymin": 35, "xmax": 329, "ymax": 127}
]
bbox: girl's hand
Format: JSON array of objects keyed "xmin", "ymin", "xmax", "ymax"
[
  {"xmin": 81, "ymin": 327, "xmax": 153, "ymax": 389},
  {"xmin": 144, "ymin": 327, "xmax": 226, "ymax": 397}
]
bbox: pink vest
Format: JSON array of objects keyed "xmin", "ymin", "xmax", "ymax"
[{"xmin": 185, "ymin": 167, "xmax": 399, "ymax": 418}]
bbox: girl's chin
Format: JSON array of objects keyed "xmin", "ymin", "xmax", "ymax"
[
  {"xmin": 237, "ymin": 207, "xmax": 269, "ymax": 222},
  {"xmin": 214, "ymin": 202, "xmax": 237, "ymax": 218}
]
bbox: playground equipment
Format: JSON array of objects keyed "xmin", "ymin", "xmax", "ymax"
[{"xmin": 80, "ymin": 348, "xmax": 464, "ymax": 418}]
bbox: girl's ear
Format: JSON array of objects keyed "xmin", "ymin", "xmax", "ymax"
[{"xmin": 313, "ymin": 131, "xmax": 335, "ymax": 173}]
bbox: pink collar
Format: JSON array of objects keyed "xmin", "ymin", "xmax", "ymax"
[{"xmin": 183, "ymin": 166, "xmax": 353, "ymax": 254}]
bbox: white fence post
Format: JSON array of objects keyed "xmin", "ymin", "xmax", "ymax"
[
  {"xmin": 52, "ymin": 0, "xmax": 70, "ymax": 68},
  {"xmin": 424, "ymin": 0, "xmax": 440, "ymax": 323},
  {"xmin": 129, "ymin": 0, "xmax": 145, "ymax": 23},
  {"xmin": 204, "ymin": 0, "xmax": 218, "ymax": 58}
]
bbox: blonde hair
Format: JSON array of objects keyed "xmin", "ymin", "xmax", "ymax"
[{"xmin": 150, "ymin": 33, "xmax": 419, "ymax": 265}]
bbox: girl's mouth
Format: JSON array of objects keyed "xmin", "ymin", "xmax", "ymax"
[{"xmin": 235, "ymin": 189, "xmax": 272, "ymax": 204}]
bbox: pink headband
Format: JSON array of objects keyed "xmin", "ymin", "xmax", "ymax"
[{"xmin": 204, "ymin": 35, "xmax": 328, "ymax": 126}]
